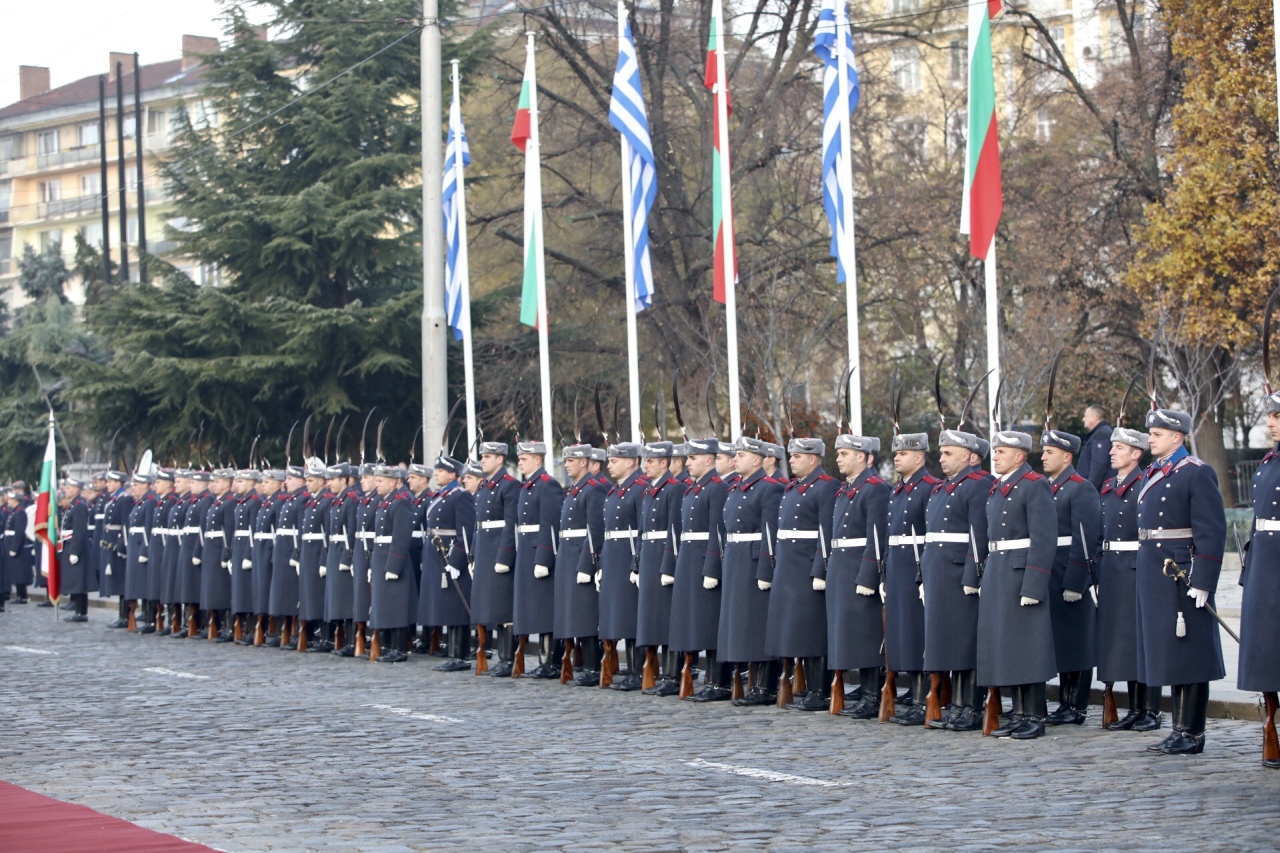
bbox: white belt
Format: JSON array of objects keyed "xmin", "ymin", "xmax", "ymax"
[
  {"xmin": 992, "ymin": 538, "xmax": 1031, "ymax": 551},
  {"xmin": 253, "ymin": 532, "xmax": 273, "ymax": 541},
  {"xmin": 411, "ymin": 530, "xmax": 424, "ymax": 538},
  {"xmin": 128, "ymin": 527, "xmax": 147, "ymax": 535},
  {"xmin": 1257, "ymin": 519, "xmax": 1280, "ymax": 532},
  {"xmin": 1103, "ymin": 540, "xmax": 1139, "ymax": 551},
  {"xmin": 605, "ymin": 530, "xmax": 639, "ymax": 540},
  {"xmin": 234, "ymin": 530, "xmax": 252, "ymax": 538},
  {"xmin": 94, "ymin": 514, "xmax": 106, "ymax": 520},
  {"xmin": 726, "ymin": 532, "xmax": 761, "ymax": 543},
  {"xmin": 275, "ymin": 528, "xmax": 298, "ymax": 537},
  {"xmin": 831, "ymin": 537, "xmax": 867, "ymax": 549},
  {"xmin": 516, "ymin": 524, "xmax": 540, "ymax": 534},
  {"xmin": 480, "ymin": 520, "xmax": 507, "ymax": 530},
  {"xmin": 642, "ymin": 531, "xmax": 667, "ymax": 541},
  {"xmin": 204, "ymin": 530, "xmax": 224, "ymax": 539},
  {"xmin": 374, "ymin": 535, "xmax": 393, "ymax": 544},
  {"xmin": 888, "ymin": 535, "xmax": 926, "ymax": 547},
  {"xmin": 356, "ymin": 532, "xmax": 376, "ymax": 540},
  {"xmin": 1138, "ymin": 527, "xmax": 1193, "ymax": 540},
  {"xmin": 1055, "ymin": 536, "xmax": 1073, "ymax": 547},
  {"xmin": 560, "ymin": 528, "xmax": 588, "ymax": 539},
  {"xmin": 302, "ymin": 533, "xmax": 326, "ymax": 541},
  {"xmin": 681, "ymin": 532, "xmax": 710, "ymax": 542},
  {"xmin": 777, "ymin": 529, "xmax": 819, "ymax": 540},
  {"xmin": 104, "ymin": 524, "xmax": 123, "ymax": 532},
  {"xmin": 183, "ymin": 526, "xmax": 201, "ymax": 534},
  {"xmin": 427, "ymin": 528, "xmax": 456, "ymax": 536},
  {"xmin": 925, "ymin": 532, "xmax": 968, "ymax": 544}
]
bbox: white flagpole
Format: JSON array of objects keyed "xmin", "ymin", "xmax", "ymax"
[
  {"xmin": 451, "ymin": 61, "xmax": 478, "ymax": 457},
  {"xmin": 527, "ymin": 32, "xmax": 554, "ymax": 450},
  {"xmin": 618, "ymin": 2, "xmax": 642, "ymax": 443},
  {"xmin": 835, "ymin": 0, "xmax": 861, "ymax": 434},
  {"xmin": 713, "ymin": 0, "xmax": 741, "ymax": 439},
  {"xmin": 985, "ymin": 245, "xmax": 1000, "ymax": 449}
]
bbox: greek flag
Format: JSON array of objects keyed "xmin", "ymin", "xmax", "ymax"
[
  {"xmin": 813, "ymin": 0, "xmax": 860, "ymax": 283},
  {"xmin": 443, "ymin": 86, "xmax": 471, "ymax": 340},
  {"xmin": 608, "ymin": 17, "xmax": 656, "ymax": 311}
]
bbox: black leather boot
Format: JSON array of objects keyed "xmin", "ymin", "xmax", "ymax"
[
  {"xmin": 644, "ymin": 647, "xmax": 681, "ymax": 696},
  {"xmin": 891, "ymin": 672, "xmax": 928, "ymax": 725},
  {"xmin": 786, "ymin": 657, "xmax": 829, "ymax": 711},
  {"xmin": 1048, "ymin": 671, "xmax": 1088, "ymax": 725},
  {"xmin": 733, "ymin": 661, "xmax": 775, "ymax": 706},
  {"xmin": 1148, "ymin": 684, "xmax": 1181, "ymax": 750},
  {"xmin": 332, "ymin": 620, "xmax": 357, "ymax": 656},
  {"xmin": 137, "ymin": 601, "xmax": 157, "ymax": 634},
  {"xmin": 612, "ymin": 643, "xmax": 644, "ymax": 691},
  {"xmin": 1011, "ymin": 683, "xmax": 1047, "ymax": 739},
  {"xmin": 486, "ymin": 626, "xmax": 514, "ymax": 677},
  {"xmin": 1108, "ymin": 681, "xmax": 1141, "ymax": 730},
  {"xmin": 64, "ymin": 594, "xmax": 89, "ymax": 622},
  {"xmin": 1160, "ymin": 683, "xmax": 1208, "ymax": 755},
  {"xmin": 946, "ymin": 670, "xmax": 984, "ymax": 732},
  {"xmin": 14, "ymin": 585, "xmax": 28, "ymax": 604},
  {"xmin": 434, "ymin": 626, "xmax": 471, "ymax": 671},
  {"xmin": 840, "ymin": 667, "xmax": 882, "ymax": 718},
  {"xmin": 573, "ymin": 637, "xmax": 601, "ymax": 686},
  {"xmin": 690, "ymin": 651, "xmax": 732, "ymax": 702},
  {"xmin": 1133, "ymin": 683, "xmax": 1163, "ymax": 732},
  {"xmin": 529, "ymin": 634, "xmax": 560, "ymax": 679},
  {"xmin": 107, "ymin": 597, "xmax": 128, "ymax": 629},
  {"xmin": 378, "ymin": 629, "xmax": 409, "ymax": 663},
  {"xmin": 991, "ymin": 685, "xmax": 1025, "ymax": 738},
  {"xmin": 929, "ymin": 672, "xmax": 961, "ymax": 730}
]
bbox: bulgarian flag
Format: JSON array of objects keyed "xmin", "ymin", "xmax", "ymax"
[
  {"xmin": 511, "ymin": 36, "xmax": 547, "ymax": 329},
  {"xmin": 33, "ymin": 417, "xmax": 58, "ymax": 600},
  {"xmin": 704, "ymin": 0, "xmax": 737, "ymax": 305},
  {"xmin": 960, "ymin": 0, "xmax": 1003, "ymax": 261}
]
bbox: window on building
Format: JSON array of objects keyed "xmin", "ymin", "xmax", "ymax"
[
  {"xmin": 1035, "ymin": 107, "xmax": 1056, "ymax": 141},
  {"xmin": 1106, "ymin": 15, "xmax": 1133, "ymax": 65},
  {"xmin": 891, "ymin": 0, "xmax": 921, "ymax": 13},
  {"xmin": 36, "ymin": 130, "xmax": 60, "ymax": 155},
  {"xmin": 38, "ymin": 180, "xmax": 62, "ymax": 203},
  {"xmin": 894, "ymin": 117, "xmax": 928, "ymax": 162},
  {"xmin": 77, "ymin": 124, "xmax": 100, "ymax": 147},
  {"xmin": 38, "ymin": 229, "xmax": 63, "ymax": 251},
  {"xmin": 891, "ymin": 46, "xmax": 922, "ymax": 95},
  {"xmin": 949, "ymin": 40, "xmax": 968, "ymax": 83},
  {"xmin": 127, "ymin": 216, "xmax": 138, "ymax": 245},
  {"xmin": 122, "ymin": 116, "xmax": 136, "ymax": 139},
  {"xmin": 0, "ymin": 135, "xmax": 13, "ymax": 164},
  {"xmin": 190, "ymin": 100, "xmax": 218, "ymax": 129},
  {"xmin": 81, "ymin": 173, "xmax": 101, "ymax": 197},
  {"xmin": 78, "ymin": 222, "xmax": 104, "ymax": 249},
  {"xmin": 946, "ymin": 110, "xmax": 967, "ymax": 157},
  {"xmin": 146, "ymin": 109, "xmax": 167, "ymax": 137}
]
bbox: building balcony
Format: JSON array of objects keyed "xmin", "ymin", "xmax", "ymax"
[
  {"xmin": 36, "ymin": 144, "xmax": 102, "ymax": 170},
  {"xmin": 37, "ymin": 195, "xmax": 102, "ymax": 219}
]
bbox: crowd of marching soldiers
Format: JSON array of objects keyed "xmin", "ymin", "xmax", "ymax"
[{"xmin": 5, "ymin": 400, "xmax": 1280, "ymax": 767}]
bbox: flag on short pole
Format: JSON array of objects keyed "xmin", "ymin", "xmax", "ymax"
[
  {"xmin": 813, "ymin": 0, "xmax": 860, "ymax": 283},
  {"xmin": 511, "ymin": 42, "xmax": 546, "ymax": 329},
  {"xmin": 704, "ymin": 0, "xmax": 737, "ymax": 305},
  {"xmin": 443, "ymin": 82, "xmax": 471, "ymax": 340},
  {"xmin": 609, "ymin": 17, "xmax": 657, "ymax": 312},
  {"xmin": 960, "ymin": 0, "xmax": 1004, "ymax": 260},
  {"xmin": 34, "ymin": 417, "xmax": 58, "ymax": 601}
]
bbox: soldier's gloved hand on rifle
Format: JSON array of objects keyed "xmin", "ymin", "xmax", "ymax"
[
  {"xmin": 661, "ymin": 574, "xmax": 674, "ymax": 586},
  {"xmin": 340, "ymin": 563, "xmax": 351, "ymax": 573},
  {"xmin": 193, "ymin": 557, "xmax": 202, "ymax": 566},
  {"xmin": 318, "ymin": 566, "xmax": 327, "ymax": 577},
  {"xmin": 138, "ymin": 555, "xmax": 148, "ymax": 563},
  {"xmin": 467, "ymin": 564, "xmax": 474, "ymax": 578},
  {"xmin": 242, "ymin": 559, "xmax": 252, "ymax": 570},
  {"xmin": 7, "ymin": 551, "xmax": 14, "ymax": 557},
  {"xmin": 448, "ymin": 566, "xmax": 460, "ymax": 580},
  {"xmin": 1020, "ymin": 596, "xmax": 1039, "ymax": 606},
  {"xmin": 594, "ymin": 570, "xmax": 602, "ymax": 591},
  {"xmin": 919, "ymin": 585, "xmax": 925, "ymax": 602},
  {"xmin": 69, "ymin": 555, "xmax": 78, "ymax": 565},
  {"xmin": 104, "ymin": 566, "xmax": 112, "ymax": 575},
  {"xmin": 758, "ymin": 580, "xmax": 771, "ymax": 591},
  {"xmin": 385, "ymin": 571, "xmax": 399, "ymax": 580},
  {"xmin": 879, "ymin": 582, "xmax": 886, "ymax": 599},
  {"xmin": 629, "ymin": 571, "xmax": 639, "ymax": 586},
  {"xmin": 813, "ymin": 577, "xmax": 827, "ymax": 591},
  {"xmin": 1188, "ymin": 587, "xmax": 1210, "ymax": 608},
  {"xmin": 576, "ymin": 571, "xmax": 592, "ymax": 584},
  {"xmin": 703, "ymin": 576, "xmax": 718, "ymax": 590},
  {"xmin": 856, "ymin": 584, "xmax": 875, "ymax": 596},
  {"xmin": 1063, "ymin": 589, "xmax": 1082, "ymax": 603},
  {"xmin": 963, "ymin": 585, "xmax": 980, "ymax": 596},
  {"xmin": 289, "ymin": 558, "xmax": 299, "ymax": 572},
  {"xmin": 222, "ymin": 561, "xmax": 232, "ymax": 571},
  {"xmin": 534, "ymin": 566, "xmax": 549, "ymax": 579},
  {"xmin": 494, "ymin": 563, "xmax": 510, "ymax": 574}
]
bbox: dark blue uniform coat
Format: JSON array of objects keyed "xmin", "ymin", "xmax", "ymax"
[
  {"xmin": 420, "ymin": 482, "xmax": 475, "ymax": 628},
  {"xmin": 370, "ymin": 487, "xmax": 416, "ymax": 630},
  {"xmin": 123, "ymin": 492, "xmax": 156, "ymax": 602},
  {"xmin": 598, "ymin": 470, "xmax": 647, "ymax": 641},
  {"xmin": 668, "ymin": 472, "xmax": 727, "ymax": 653},
  {"xmin": 512, "ymin": 468, "xmax": 564, "ymax": 637},
  {"xmin": 716, "ymin": 469, "xmax": 783, "ymax": 663},
  {"xmin": 886, "ymin": 468, "xmax": 939, "ymax": 672},
  {"xmin": 820, "ymin": 469, "xmax": 889, "ymax": 671},
  {"xmin": 1240, "ymin": 445, "xmax": 1280, "ymax": 691},
  {"xmin": 636, "ymin": 473, "xmax": 683, "ymax": 648},
  {"xmin": 471, "ymin": 471, "xmax": 519, "ymax": 627},
  {"xmin": 554, "ymin": 474, "xmax": 607, "ymax": 639},
  {"xmin": 1047, "ymin": 467, "xmax": 1101, "ymax": 672},
  {"xmin": 1097, "ymin": 468, "xmax": 1143, "ymax": 683},
  {"xmin": 921, "ymin": 467, "xmax": 989, "ymax": 672},
  {"xmin": 230, "ymin": 490, "xmax": 261, "ymax": 615}
]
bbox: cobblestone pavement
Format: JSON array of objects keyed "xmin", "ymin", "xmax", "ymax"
[{"xmin": 2, "ymin": 606, "xmax": 1278, "ymax": 852}]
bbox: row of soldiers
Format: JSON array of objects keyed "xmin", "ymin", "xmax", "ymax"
[{"xmin": 11, "ymin": 402, "xmax": 1278, "ymax": 764}]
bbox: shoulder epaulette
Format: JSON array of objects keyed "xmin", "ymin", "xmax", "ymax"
[
  {"xmin": 539, "ymin": 472, "xmax": 551, "ymax": 482},
  {"xmin": 922, "ymin": 475, "xmax": 942, "ymax": 485},
  {"xmin": 1024, "ymin": 471, "xmax": 1045, "ymax": 481},
  {"xmin": 1068, "ymin": 473, "xmax": 1086, "ymax": 484},
  {"xmin": 817, "ymin": 473, "xmax": 835, "ymax": 482},
  {"xmin": 866, "ymin": 475, "xmax": 885, "ymax": 486}
]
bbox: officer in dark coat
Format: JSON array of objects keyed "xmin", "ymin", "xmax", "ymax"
[
  {"xmin": 252, "ymin": 471, "xmax": 284, "ymax": 645},
  {"xmin": 510, "ymin": 440, "xmax": 565, "ymax": 678},
  {"xmin": 406, "ymin": 464, "xmax": 435, "ymax": 654},
  {"xmin": 1097, "ymin": 427, "xmax": 1156, "ymax": 730},
  {"xmin": 921, "ymin": 429, "xmax": 990, "ymax": 731},
  {"xmin": 59, "ymin": 478, "xmax": 91, "ymax": 621},
  {"xmin": 554, "ymin": 443, "xmax": 608, "ymax": 685},
  {"xmin": 819, "ymin": 434, "xmax": 889, "ymax": 715},
  {"xmin": 761, "ymin": 442, "xmax": 786, "ymax": 483},
  {"xmin": 670, "ymin": 442, "xmax": 693, "ymax": 486},
  {"xmin": 1078, "ymin": 405, "xmax": 1116, "ymax": 490},
  {"xmin": 158, "ymin": 472, "xmax": 189, "ymax": 635},
  {"xmin": 144, "ymin": 471, "xmax": 176, "ymax": 633},
  {"xmin": 369, "ymin": 464, "xmax": 415, "ymax": 662},
  {"xmin": 598, "ymin": 442, "xmax": 647, "ymax": 690},
  {"xmin": 875, "ymin": 433, "xmax": 938, "ymax": 723},
  {"xmin": 123, "ymin": 473, "xmax": 156, "ymax": 631},
  {"xmin": 98, "ymin": 471, "xmax": 133, "ymax": 628},
  {"xmin": 719, "ymin": 436, "xmax": 785, "ymax": 706},
  {"xmin": 269, "ymin": 466, "xmax": 308, "ymax": 648},
  {"xmin": 322, "ymin": 464, "xmax": 358, "ymax": 655},
  {"xmin": 423, "ymin": 455, "xmax": 475, "ymax": 672},
  {"xmin": 297, "ymin": 461, "xmax": 333, "ymax": 651},
  {"xmin": 637, "ymin": 441, "xmax": 684, "ymax": 696},
  {"xmin": 1240, "ymin": 392, "xmax": 1280, "ymax": 767},
  {"xmin": 177, "ymin": 472, "xmax": 213, "ymax": 637},
  {"xmin": 669, "ymin": 438, "xmax": 729, "ymax": 701},
  {"xmin": 229, "ymin": 470, "xmax": 262, "ymax": 644},
  {"xmin": 1136, "ymin": 408, "xmax": 1226, "ymax": 756},
  {"xmin": 347, "ymin": 464, "xmax": 378, "ymax": 655},
  {"xmin": 979, "ymin": 430, "xmax": 1058, "ymax": 740},
  {"xmin": 3, "ymin": 487, "xmax": 34, "ymax": 608},
  {"xmin": 762, "ymin": 437, "xmax": 838, "ymax": 711},
  {"xmin": 199, "ymin": 469, "xmax": 237, "ymax": 641},
  {"xmin": 473, "ymin": 443, "xmax": 520, "ymax": 677},
  {"xmin": 1039, "ymin": 430, "xmax": 1102, "ymax": 726},
  {"xmin": 87, "ymin": 472, "xmax": 108, "ymax": 599}
]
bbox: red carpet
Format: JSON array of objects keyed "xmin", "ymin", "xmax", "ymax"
[{"xmin": 0, "ymin": 781, "xmax": 220, "ymax": 852}]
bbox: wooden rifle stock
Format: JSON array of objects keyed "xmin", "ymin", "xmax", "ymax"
[
  {"xmin": 572, "ymin": 643, "xmax": 583, "ymax": 668},
  {"xmin": 429, "ymin": 628, "xmax": 441, "ymax": 655},
  {"xmin": 233, "ymin": 615, "xmax": 243, "ymax": 644},
  {"xmin": 731, "ymin": 665, "xmax": 744, "ymax": 701},
  {"xmin": 830, "ymin": 670, "xmax": 845, "ymax": 715},
  {"xmin": 369, "ymin": 629, "xmax": 381, "ymax": 661},
  {"xmin": 792, "ymin": 658, "xmax": 807, "ymax": 695},
  {"xmin": 334, "ymin": 621, "xmax": 345, "ymax": 652},
  {"xmin": 207, "ymin": 611, "xmax": 217, "ymax": 641},
  {"xmin": 280, "ymin": 617, "xmax": 293, "ymax": 649},
  {"xmin": 983, "ymin": 687, "xmax": 1001, "ymax": 735},
  {"xmin": 777, "ymin": 659, "xmax": 794, "ymax": 708},
  {"xmin": 560, "ymin": 639, "xmax": 575, "ymax": 684},
  {"xmin": 680, "ymin": 652, "xmax": 695, "ymax": 699},
  {"xmin": 354, "ymin": 621, "xmax": 365, "ymax": 657},
  {"xmin": 1264, "ymin": 692, "xmax": 1280, "ymax": 763},
  {"xmin": 925, "ymin": 673, "xmax": 942, "ymax": 725},
  {"xmin": 474, "ymin": 626, "xmax": 488, "ymax": 675},
  {"xmin": 187, "ymin": 606, "xmax": 198, "ymax": 639},
  {"xmin": 939, "ymin": 674, "xmax": 952, "ymax": 709},
  {"xmin": 296, "ymin": 619, "xmax": 309, "ymax": 652},
  {"xmin": 879, "ymin": 670, "xmax": 897, "ymax": 723},
  {"xmin": 1102, "ymin": 683, "xmax": 1119, "ymax": 728},
  {"xmin": 600, "ymin": 640, "xmax": 615, "ymax": 687},
  {"xmin": 155, "ymin": 603, "xmax": 165, "ymax": 634},
  {"xmin": 642, "ymin": 647, "xmax": 658, "ymax": 690},
  {"xmin": 126, "ymin": 601, "xmax": 136, "ymax": 632},
  {"xmin": 512, "ymin": 635, "xmax": 526, "ymax": 677}
]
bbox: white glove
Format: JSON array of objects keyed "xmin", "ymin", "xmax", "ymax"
[
  {"xmin": 577, "ymin": 572, "xmax": 592, "ymax": 584},
  {"xmin": 1188, "ymin": 587, "xmax": 1209, "ymax": 608},
  {"xmin": 104, "ymin": 566, "xmax": 112, "ymax": 575},
  {"xmin": 340, "ymin": 564, "xmax": 351, "ymax": 574},
  {"xmin": 138, "ymin": 555, "xmax": 148, "ymax": 563},
  {"xmin": 594, "ymin": 570, "xmax": 602, "ymax": 591},
  {"xmin": 963, "ymin": 585, "xmax": 980, "ymax": 596},
  {"xmin": 629, "ymin": 571, "xmax": 639, "ymax": 586},
  {"xmin": 814, "ymin": 577, "xmax": 827, "ymax": 591},
  {"xmin": 879, "ymin": 582, "xmax": 886, "ymax": 600},
  {"xmin": 448, "ymin": 566, "xmax": 460, "ymax": 580},
  {"xmin": 318, "ymin": 566, "xmax": 327, "ymax": 577},
  {"xmin": 919, "ymin": 585, "xmax": 925, "ymax": 602},
  {"xmin": 856, "ymin": 584, "xmax": 875, "ymax": 596},
  {"xmin": 385, "ymin": 572, "xmax": 399, "ymax": 581},
  {"xmin": 534, "ymin": 566, "xmax": 549, "ymax": 579},
  {"xmin": 661, "ymin": 574, "xmax": 675, "ymax": 587},
  {"xmin": 193, "ymin": 557, "xmax": 201, "ymax": 566},
  {"xmin": 8, "ymin": 551, "xmax": 15, "ymax": 557},
  {"xmin": 468, "ymin": 564, "xmax": 474, "ymax": 578},
  {"xmin": 222, "ymin": 561, "xmax": 231, "ymax": 570},
  {"xmin": 1020, "ymin": 596, "xmax": 1039, "ymax": 606},
  {"xmin": 758, "ymin": 580, "xmax": 772, "ymax": 591},
  {"xmin": 69, "ymin": 555, "xmax": 78, "ymax": 565},
  {"xmin": 703, "ymin": 576, "xmax": 719, "ymax": 590},
  {"xmin": 1063, "ymin": 590, "xmax": 1083, "ymax": 603},
  {"xmin": 367, "ymin": 569, "xmax": 372, "ymax": 582},
  {"xmin": 290, "ymin": 559, "xmax": 299, "ymax": 574},
  {"xmin": 494, "ymin": 563, "xmax": 510, "ymax": 574}
]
